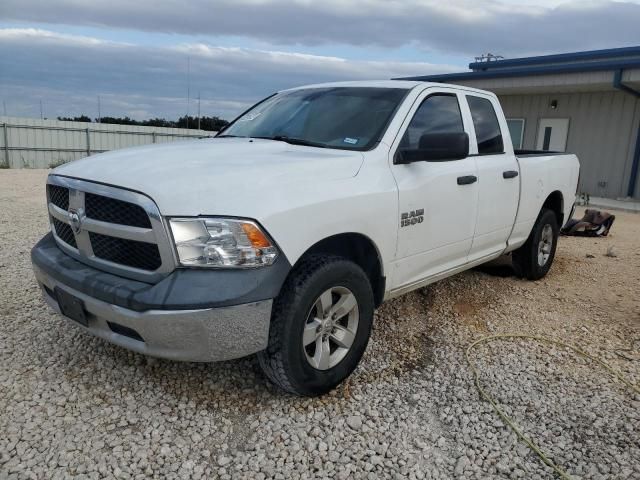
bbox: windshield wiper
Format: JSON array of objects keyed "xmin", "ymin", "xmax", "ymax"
[
  {"xmin": 216, "ymin": 134, "xmax": 243, "ymax": 138},
  {"xmin": 253, "ymin": 135, "xmax": 328, "ymax": 148}
]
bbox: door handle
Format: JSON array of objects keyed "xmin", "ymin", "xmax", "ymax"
[
  {"xmin": 503, "ymin": 170, "xmax": 519, "ymax": 179},
  {"xmin": 457, "ymin": 175, "xmax": 477, "ymax": 185}
]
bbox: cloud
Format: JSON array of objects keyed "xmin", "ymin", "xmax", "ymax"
[
  {"xmin": 0, "ymin": 29, "xmax": 456, "ymax": 120},
  {"xmin": 2, "ymin": 1, "xmax": 638, "ymax": 120},
  {"xmin": 2, "ymin": 0, "xmax": 639, "ymax": 56}
]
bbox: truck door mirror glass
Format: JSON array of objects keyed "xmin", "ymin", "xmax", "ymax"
[{"xmin": 396, "ymin": 132, "xmax": 469, "ymax": 164}]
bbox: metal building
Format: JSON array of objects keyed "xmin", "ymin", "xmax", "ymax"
[{"xmin": 398, "ymin": 46, "xmax": 640, "ymax": 200}]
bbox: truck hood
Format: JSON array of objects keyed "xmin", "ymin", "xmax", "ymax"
[{"xmin": 53, "ymin": 137, "xmax": 365, "ymax": 216}]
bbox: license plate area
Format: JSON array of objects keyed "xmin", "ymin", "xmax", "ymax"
[{"xmin": 55, "ymin": 287, "xmax": 88, "ymax": 327}]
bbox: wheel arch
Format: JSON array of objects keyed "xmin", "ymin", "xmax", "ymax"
[
  {"xmin": 295, "ymin": 232, "xmax": 386, "ymax": 307},
  {"xmin": 542, "ymin": 190, "xmax": 564, "ymax": 227}
]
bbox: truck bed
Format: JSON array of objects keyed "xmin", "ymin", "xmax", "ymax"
[
  {"xmin": 506, "ymin": 151, "xmax": 580, "ymax": 251},
  {"xmin": 515, "ymin": 149, "xmax": 563, "ymax": 157}
]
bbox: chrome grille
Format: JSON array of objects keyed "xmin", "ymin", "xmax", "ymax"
[
  {"xmin": 89, "ymin": 232, "xmax": 162, "ymax": 271},
  {"xmin": 46, "ymin": 175, "xmax": 176, "ymax": 282},
  {"xmin": 48, "ymin": 184, "xmax": 69, "ymax": 211},
  {"xmin": 85, "ymin": 193, "xmax": 152, "ymax": 228},
  {"xmin": 52, "ymin": 217, "xmax": 77, "ymax": 248}
]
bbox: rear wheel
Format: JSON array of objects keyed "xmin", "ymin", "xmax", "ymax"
[
  {"xmin": 512, "ymin": 208, "xmax": 559, "ymax": 280},
  {"xmin": 258, "ymin": 255, "xmax": 374, "ymax": 396}
]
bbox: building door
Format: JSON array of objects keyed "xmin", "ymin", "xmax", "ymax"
[{"xmin": 536, "ymin": 118, "xmax": 569, "ymax": 152}]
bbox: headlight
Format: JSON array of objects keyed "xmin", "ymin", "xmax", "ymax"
[{"xmin": 169, "ymin": 217, "xmax": 278, "ymax": 268}]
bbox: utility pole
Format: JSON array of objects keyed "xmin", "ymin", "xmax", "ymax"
[
  {"xmin": 197, "ymin": 92, "xmax": 201, "ymax": 131},
  {"xmin": 186, "ymin": 56, "xmax": 190, "ymax": 129},
  {"xmin": 39, "ymin": 100, "xmax": 43, "ymax": 120},
  {"xmin": 97, "ymin": 95, "xmax": 101, "ymax": 123},
  {"xmin": 2, "ymin": 101, "xmax": 6, "ymax": 116}
]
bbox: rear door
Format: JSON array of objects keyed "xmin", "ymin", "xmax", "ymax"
[
  {"xmin": 465, "ymin": 94, "xmax": 520, "ymax": 262},
  {"xmin": 389, "ymin": 88, "xmax": 479, "ymax": 289}
]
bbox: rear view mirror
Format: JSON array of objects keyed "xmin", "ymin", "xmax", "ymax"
[{"xmin": 396, "ymin": 132, "xmax": 469, "ymax": 164}]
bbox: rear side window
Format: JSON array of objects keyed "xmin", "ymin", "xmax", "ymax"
[
  {"xmin": 467, "ymin": 96, "xmax": 504, "ymax": 154},
  {"xmin": 400, "ymin": 94, "xmax": 464, "ymax": 150}
]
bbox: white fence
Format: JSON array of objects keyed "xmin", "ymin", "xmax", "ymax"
[{"xmin": 0, "ymin": 116, "xmax": 215, "ymax": 169}]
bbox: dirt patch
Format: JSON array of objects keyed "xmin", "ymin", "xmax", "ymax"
[{"xmin": 360, "ymin": 288, "xmax": 438, "ymax": 380}]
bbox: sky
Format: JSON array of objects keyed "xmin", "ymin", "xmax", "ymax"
[{"xmin": 1, "ymin": 0, "xmax": 639, "ymax": 121}]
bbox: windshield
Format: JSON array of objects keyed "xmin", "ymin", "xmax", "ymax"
[{"xmin": 219, "ymin": 87, "xmax": 408, "ymax": 151}]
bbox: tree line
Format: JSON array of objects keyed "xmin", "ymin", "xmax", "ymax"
[{"xmin": 56, "ymin": 115, "xmax": 229, "ymax": 132}]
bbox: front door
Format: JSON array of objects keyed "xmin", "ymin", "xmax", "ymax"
[
  {"xmin": 536, "ymin": 118, "xmax": 569, "ymax": 152},
  {"xmin": 465, "ymin": 94, "xmax": 520, "ymax": 262},
  {"xmin": 390, "ymin": 89, "xmax": 478, "ymax": 290}
]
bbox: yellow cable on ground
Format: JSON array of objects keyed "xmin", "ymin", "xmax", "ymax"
[{"xmin": 465, "ymin": 334, "xmax": 640, "ymax": 480}]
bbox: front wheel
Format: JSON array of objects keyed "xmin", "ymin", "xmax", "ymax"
[
  {"xmin": 512, "ymin": 208, "xmax": 559, "ymax": 280},
  {"xmin": 258, "ymin": 255, "xmax": 374, "ymax": 396}
]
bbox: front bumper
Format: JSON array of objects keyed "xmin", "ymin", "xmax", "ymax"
[
  {"xmin": 34, "ymin": 265, "xmax": 271, "ymax": 361},
  {"xmin": 31, "ymin": 233, "xmax": 290, "ymax": 362}
]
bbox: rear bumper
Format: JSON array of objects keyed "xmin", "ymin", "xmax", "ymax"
[{"xmin": 33, "ymin": 264, "xmax": 273, "ymax": 362}]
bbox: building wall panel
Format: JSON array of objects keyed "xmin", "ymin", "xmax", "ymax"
[
  {"xmin": 499, "ymin": 91, "xmax": 640, "ymax": 199},
  {"xmin": 631, "ymin": 107, "xmax": 640, "ymax": 198},
  {"xmin": 454, "ymin": 71, "xmax": 614, "ymax": 95}
]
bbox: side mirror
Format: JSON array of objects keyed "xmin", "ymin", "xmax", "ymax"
[{"xmin": 396, "ymin": 132, "xmax": 469, "ymax": 164}]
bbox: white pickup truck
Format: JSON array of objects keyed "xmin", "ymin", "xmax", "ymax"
[{"xmin": 32, "ymin": 81, "xmax": 579, "ymax": 396}]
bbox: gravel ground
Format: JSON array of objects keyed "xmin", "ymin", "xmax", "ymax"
[{"xmin": 1, "ymin": 169, "xmax": 639, "ymax": 480}]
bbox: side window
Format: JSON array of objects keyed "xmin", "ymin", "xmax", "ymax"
[
  {"xmin": 507, "ymin": 119, "xmax": 525, "ymax": 149},
  {"xmin": 467, "ymin": 96, "xmax": 504, "ymax": 154},
  {"xmin": 400, "ymin": 94, "xmax": 464, "ymax": 150}
]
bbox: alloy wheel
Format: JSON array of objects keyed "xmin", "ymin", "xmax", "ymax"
[
  {"xmin": 302, "ymin": 286, "xmax": 359, "ymax": 370},
  {"xmin": 537, "ymin": 224, "xmax": 553, "ymax": 266}
]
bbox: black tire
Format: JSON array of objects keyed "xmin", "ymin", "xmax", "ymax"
[
  {"xmin": 258, "ymin": 254, "xmax": 374, "ymax": 396},
  {"xmin": 512, "ymin": 208, "xmax": 559, "ymax": 280}
]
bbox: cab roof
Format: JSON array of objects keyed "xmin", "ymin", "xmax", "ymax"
[
  {"xmin": 283, "ymin": 80, "xmax": 427, "ymax": 91},
  {"xmin": 282, "ymin": 80, "xmax": 494, "ymax": 96}
]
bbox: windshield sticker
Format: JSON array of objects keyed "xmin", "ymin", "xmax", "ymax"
[
  {"xmin": 237, "ymin": 112, "xmax": 262, "ymax": 123},
  {"xmin": 343, "ymin": 137, "xmax": 359, "ymax": 145}
]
